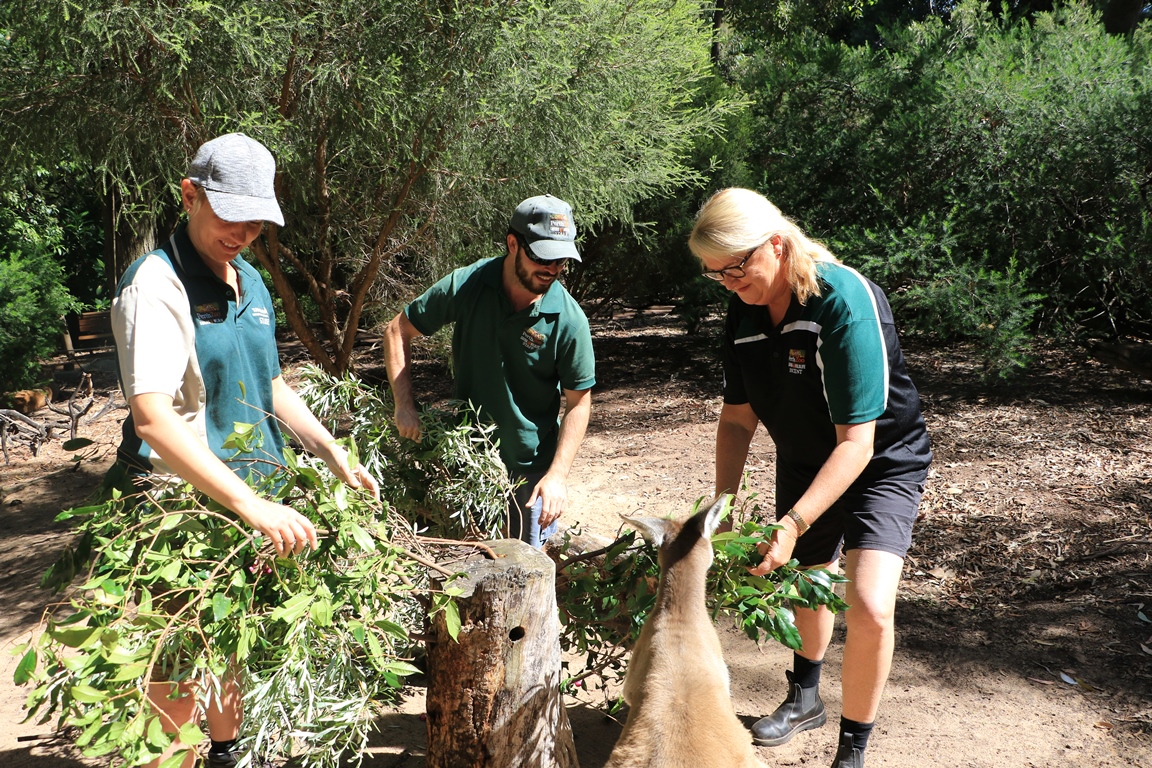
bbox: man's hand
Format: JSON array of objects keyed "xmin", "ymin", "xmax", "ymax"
[
  {"xmin": 528, "ymin": 471, "xmax": 568, "ymax": 529},
  {"xmin": 238, "ymin": 498, "xmax": 319, "ymax": 558},
  {"xmin": 393, "ymin": 403, "xmax": 422, "ymax": 442},
  {"xmin": 383, "ymin": 311, "xmax": 425, "ymax": 441}
]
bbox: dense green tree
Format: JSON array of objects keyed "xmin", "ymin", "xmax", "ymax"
[
  {"xmin": 0, "ymin": 193, "xmax": 82, "ymax": 392},
  {"xmin": 723, "ymin": 0, "xmax": 1151, "ymax": 376},
  {"xmin": 1, "ymin": 0, "xmax": 727, "ymax": 374}
]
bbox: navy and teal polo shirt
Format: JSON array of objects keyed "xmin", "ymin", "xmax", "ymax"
[
  {"xmin": 405, "ymin": 256, "xmax": 596, "ymax": 474},
  {"xmin": 722, "ymin": 260, "xmax": 932, "ymax": 491},
  {"xmin": 111, "ymin": 223, "xmax": 285, "ymax": 480}
]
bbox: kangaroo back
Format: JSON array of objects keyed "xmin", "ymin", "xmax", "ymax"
[{"xmin": 605, "ymin": 496, "xmax": 766, "ymax": 768}]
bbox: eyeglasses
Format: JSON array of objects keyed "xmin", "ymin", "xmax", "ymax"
[
  {"xmin": 702, "ymin": 248, "xmax": 755, "ymax": 281},
  {"xmin": 517, "ymin": 235, "xmax": 567, "ymax": 268}
]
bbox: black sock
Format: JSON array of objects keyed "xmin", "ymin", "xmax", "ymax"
[
  {"xmin": 209, "ymin": 739, "xmax": 237, "ymax": 756},
  {"xmin": 792, "ymin": 653, "xmax": 823, "ymax": 689},
  {"xmin": 839, "ymin": 717, "xmax": 874, "ymax": 752}
]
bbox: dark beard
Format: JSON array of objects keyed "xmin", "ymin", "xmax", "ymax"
[{"xmin": 514, "ymin": 253, "xmax": 552, "ymax": 296}]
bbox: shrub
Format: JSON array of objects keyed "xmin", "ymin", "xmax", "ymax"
[
  {"xmin": 727, "ymin": 1, "xmax": 1152, "ymax": 374},
  {"xmin": 0, "ymin": 200, "xmax": 80, "ymax": 392}
]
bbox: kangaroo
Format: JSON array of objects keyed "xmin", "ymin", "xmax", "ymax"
[
  {"xmin": 7, "ymin": 387, "xmax": 52, "ymax": 415},
  {"xmin": 606, "ymin": 496, "xmax": 766, "ymax": 768}
]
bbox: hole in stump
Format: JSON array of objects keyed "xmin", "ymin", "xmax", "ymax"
[{"xmin": 508, "ymin": 626, "xmax": 526, "ymax": 642}]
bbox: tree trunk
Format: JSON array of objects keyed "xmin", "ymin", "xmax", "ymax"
[{"xmin": 425, "ymin": 538, "xmax": 579, "ymax": 768}]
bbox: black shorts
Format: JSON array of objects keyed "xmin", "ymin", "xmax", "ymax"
[{"xmin": 776, "ymin": 472, "xmax": 927, "ymax": 567}]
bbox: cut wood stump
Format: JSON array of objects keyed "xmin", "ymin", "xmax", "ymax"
[{"xmin": 426, "ymin": 538, "xmax": 579, "ymax": 768}]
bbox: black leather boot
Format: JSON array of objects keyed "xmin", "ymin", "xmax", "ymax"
[
  {"xmin": 831, "ymin": 732, "xmax": 865, "ymax": 768},
  {"xmin": 750, "ymin": 670, "xmax": 827, "ymax": 746}
]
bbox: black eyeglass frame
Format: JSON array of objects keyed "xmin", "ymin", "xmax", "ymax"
[{"xmin": 701, "ymin": 248, "xmax": 756, "ymax": 282}]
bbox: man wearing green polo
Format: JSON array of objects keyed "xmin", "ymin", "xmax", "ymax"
[{"xmin": 383, "ymin": 195, "xmax": 595, "ymax": 546}]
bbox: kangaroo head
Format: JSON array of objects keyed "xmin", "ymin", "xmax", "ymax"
[{"xmin": 621, "ymin": 495, "xmax": 730, "ymax": 570}]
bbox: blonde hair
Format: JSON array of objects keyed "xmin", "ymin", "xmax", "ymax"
[{"xmin": 688, "ymin": 187, "xmax": 839, "ymax": 305}]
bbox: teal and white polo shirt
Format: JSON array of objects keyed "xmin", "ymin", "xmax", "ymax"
[
  {"xmin": 722, "ymin": 260, "xmax": 932, "ymax": 490},
  {"xmin": 405, "ymin": 256, "xmax": 596, "ymax": 474},
  {"xmin": 112, "ymin": 224, "xmax": 285, "ymax": 480}
]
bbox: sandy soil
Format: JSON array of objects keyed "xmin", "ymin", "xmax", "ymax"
[{"xmin": 2, "ymin": 308, "xmax": 1151, "ymax": 767}]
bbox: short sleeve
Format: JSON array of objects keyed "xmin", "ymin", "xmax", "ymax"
[
  {"xmin": 112, "ymin": 258, "xmax": 195, "ymax": 400},
  {"xmin": 405, "ymin": 270, "xmax": 462, "ymax": 337},
  {"xmin": 819, "ymin": 319, "xmax": 887, "ymax": 424},
  {"xmin": 558, "ymin": 311, "xmax": 596, "ymax": 392}
]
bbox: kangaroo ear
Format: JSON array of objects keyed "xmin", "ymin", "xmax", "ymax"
[
  {"xmin": 620, "ymin": 513, "xmax": 676, "ymax": 548},
  {"xmin": 694, "ymin": 495, "xmax": 731, "ymax": 539}
]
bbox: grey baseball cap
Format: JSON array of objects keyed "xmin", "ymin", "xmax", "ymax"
[
  {"xmin": 510, "ymin": 194, "xmax": 581, "ymax": 262},
  {"xmin": 187, "ymin": 133, "xmax": 285, "ymax": 226}
]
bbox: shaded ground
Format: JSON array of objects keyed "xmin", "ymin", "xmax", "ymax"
[{"xmin": 2, "ymin": 308, "xmax": 1150, "ymax": 767}]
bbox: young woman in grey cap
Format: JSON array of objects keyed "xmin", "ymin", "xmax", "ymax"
[{"xmin": 111, "ymin": 133, "xmax": 379, "ymax": 768}]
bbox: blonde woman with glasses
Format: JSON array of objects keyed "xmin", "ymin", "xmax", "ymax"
[{"xmin": 690, "ymin": 187, "xmax": 932, "ymax": 768}]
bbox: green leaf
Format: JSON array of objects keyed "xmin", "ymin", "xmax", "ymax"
[
  {"xmin": 347, "ymin": 523, "xmax": 375, "ymax": 552},
  {"xmin": 69, "ymin": 685, "xmax": 106, "ymax": 704},
  {"xmin": 50, "ymin": 625, "xmax": 101, "ymax": 648},
  {"xmin": 365, "ymin": 629, "xmax": 386, "ymax": 671},
  {"xmin": 62, "ymin": 437, "xmax": 94, "ymax": 451},
  {"xmin": 146, "ymin": 714, "xmax": 169, "ymax": 750},
  {"xmin": 309, "ymin": 598, "xmax": 333, "ymax": 626},
  {"xmin": 161, "ymin": 749, "xmax": 193, "ymax": 768},
  {"xmin": 13, "ymin": 647, "xmax": 36, "ymax": 685},
  {"xmin": 443, "ymin": 599, "xmax": 461, "ymax": 642},
  {"xmin": 375, "ymin": 620, "xmax": 409, "ymax": 640},
  {"xmin": 177, "ymin": 722, "xmax": 205, "ymax": 747},
  {"xmin": 382, "ymin": 661, "xmax": 423, "ymax": 677},
  {"xmin": 109, "ymin": 663, "xmax": 148, "ymax": 682},
  {"xmin": 236, "ymin": 621, "xmax": 256, "ymax": 660},
  {"xmin": 269, "ymin": 593, "xmax": 311, "ymax": 624},
  {"xmin": 211, "ymin": 594, "xmax": 233, "ymax": 623}
]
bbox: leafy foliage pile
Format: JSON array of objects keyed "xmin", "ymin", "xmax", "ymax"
[
  {"xmin": 19, "ymin": 450, "xmax": 436, "ymax": 768},
  {"xmin": 295, "ymin": 365, "xmax": 513, "ymax": 540},
  {"xmin": 13, "ymin": 373, "xmax": 515, "ymax": 768}
]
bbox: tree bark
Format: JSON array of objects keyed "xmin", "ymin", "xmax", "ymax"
[{"xmin": 425, "ymin": 538, "xmax": 579, "ymax": 768}]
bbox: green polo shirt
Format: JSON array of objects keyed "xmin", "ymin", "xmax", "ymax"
[
  {"xmin": 722, "ymin": 260, "xmax": 932, "ymax": 490},
  {"xmin": 405, "ymin": 256, "xmax": 596, "ymax": 473},
  {"xmin": 112, "ymin": 224, "xmax": 285, "ymax": 480}
]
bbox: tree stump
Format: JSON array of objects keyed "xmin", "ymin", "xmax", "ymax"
[{"xmin": 426, "ymin": 538, "xmax": 579, "ymax": 768}]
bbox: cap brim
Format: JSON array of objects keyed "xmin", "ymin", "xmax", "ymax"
[
  {"xmin": 526, "ymin": 237, "xmax": 581, "ymax": 262},
  {"xmin": 204, "ymin": 189, "xmax": 285, "ymax": 227}
]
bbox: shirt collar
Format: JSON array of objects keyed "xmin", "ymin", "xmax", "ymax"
[{"xmin": 483, "ymin": 255, "xmax": 566, "ymax": 315}]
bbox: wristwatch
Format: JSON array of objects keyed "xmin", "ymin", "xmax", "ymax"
[{"xmin": 785, "ymin": 508, "xmax": 809, "ymax": 536}]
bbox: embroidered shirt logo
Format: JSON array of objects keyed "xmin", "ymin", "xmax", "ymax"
[
  {"xmin": 195, "ymin": 302, "xmax": 226, "ymax": 324},
  {"xmin": 252, "ymin": 306, "xmax": 271, "ymax": 326},
  {"xmin": 521, "ymin": 327, "xmax": 546, "ymax": 351},
  {"xmin": 548, "ymin": 213, "xmax": 571, "ymax": 238},
  {"xmin": 787, "ymin": 348, "xmax": 807, "ymax": 374}
]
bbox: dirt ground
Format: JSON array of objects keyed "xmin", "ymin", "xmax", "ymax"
[{"xmin": 2, "ymin": 307, "xmax": 1151, "ymax": 767}]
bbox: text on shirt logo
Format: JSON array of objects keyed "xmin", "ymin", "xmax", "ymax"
[
  {"xmin": 521, "ymin": 327, "xmax": 546, "ymax": 351},
  {"xmin": 252, "ymin": 306, "xmax": 271, "ymax": 326},
  {"xmin": 788, "ymin": 348, "xmax": 807, "ymax": 374},
  {"xmin": 195, "ymin": 302, "xmax": 226, "ymax": 324}
]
